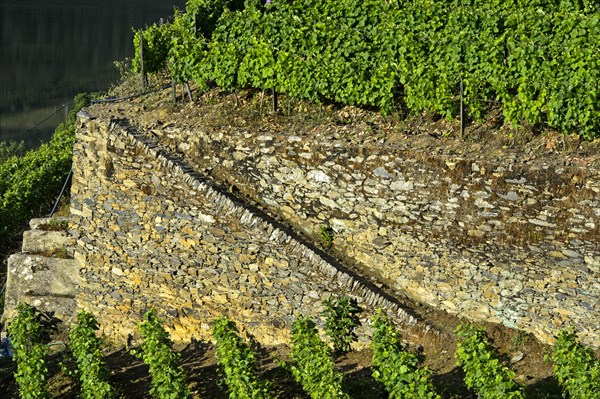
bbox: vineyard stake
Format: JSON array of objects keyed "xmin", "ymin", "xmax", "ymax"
[
  {"xmin": 169, "ymin": 34, "xmax": 176, "ymax": 104},
  {"xmin": 259, "ymin": 90, "xmax": 265, "ymax": 114},
  {"xmin": 460, "ymin": 77, "xmax": 464, "ymax": 138},
  {"xmin": 140, "ymin": 30, "xmax": 148, "ymax": 92},
  {"xmin": 185, "ymin": 82, "xmax": 193, "ymax": 101},
  {"xmin": 193, "ymin": 13, "xmax": 198, "ymax": 38},
  {"xmin": 171, "ymin": 79, "xmax": 176, "ymax": 103}
]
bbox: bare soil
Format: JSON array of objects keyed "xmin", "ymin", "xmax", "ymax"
[{"xmin": 105, "ymin": 83, "xmax": 600, "ymax": 170}]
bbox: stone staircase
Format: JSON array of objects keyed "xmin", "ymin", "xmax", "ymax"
[{"xmin": 2, "ymin": 217, "xmax": 80, "ymax": 329}]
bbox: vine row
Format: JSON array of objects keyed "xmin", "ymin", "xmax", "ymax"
[
  {"xmin": 0, "ymin": 93, "xmax": 92, "ymax": 247},
  {"xmin": 133, "ymin": 0, "xmax": 600, "ymax": 139},
  {"xmin": 5, "ymin": 305, "xmax": 599, "ymax": 399}
]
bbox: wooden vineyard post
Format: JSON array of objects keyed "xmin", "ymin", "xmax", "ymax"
[
  {"xmin": 185, "ymin": 82, "xmax": 193, "ymax": 102},
  {"xmin": 193, "ymin": 13, "xmax": 198, "ymax": 38},
  {"xmin": 171, "ymin": 79, "xmax": 177, "ymax": 103},
  {"xmin": 170, "ymin": 33, "xmax": 177, "ymax": 104},
  {"xmin": 460, "ymin": 77, "xmax": 464, "ymax": 138},
  {"xmin": 140, "ymin": 30, "xmax": 148, "ymax": 92}
]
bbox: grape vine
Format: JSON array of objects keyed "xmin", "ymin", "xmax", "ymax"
[
  {"xmin": 0, "ymin": 93, "xmax": 90, "ymax": 247},
  {"xmin": 212, "ymin": 317, "xmax": 273, "ymax": 399},
  {"xmin": 133, "ymin": 0, "xmax": 600, "ymax": 138},
  {"xmin": 455, "ymin": 324, "xmax": 525, "ymax": 399},
  {"xmin": 550, "ymin": 328, "xmax": 600, "ymax": 399},
  {"xmin": 4, "ymin": 307, "xmax": 600, "ymax": 398},
  {"xmin": 69, "ymin": 311, "xmax": 116, "ymax": 399},
  {"xmin": 321, "ymin": 296, "xmax": 360, "ymax": 354},
  {"xmin": 7, "ymin": 304, "xmax": 50, "ymax": 399},
  {"xmin": 131, "ymin": 310, "xmax": 191, "ymax": 399},
  {"xmin": 371, "ymin": 310, "xmax": 440, "ymax": 399},
  {"xmin": 289, "ymin": 317, "xmax": 349, "ymax": 399}
]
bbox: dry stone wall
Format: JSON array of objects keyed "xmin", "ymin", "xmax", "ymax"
[
  {"xmin": 71, "ymin": 112, "xmax": 426, "ymax": 346},
  {"xmin": 147, "ymin": 116, "xmax": 600, "ymax": 348},
  {"xmin": 72, "ymin": 103, "xmax": 600, "ymax": 348}
]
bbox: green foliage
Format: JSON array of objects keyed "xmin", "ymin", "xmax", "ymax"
[
  {"xmin": 113, "ymin": 58, "xmax": 136, "ymax": 83},
  {"xmin": 549, "ymin": 328, "xmax": 600, "ymax": 399},
  {"xmin": 52, "ymin": 244, "xmax": 70, "ymax": 259},
  {"xmin": 508, "ymin": 328, "xmax": 530, "ymax": 348},
  {"xmin": 0, "ymin": 140, "xmax": 26, "ymax": 162},
  {"xmin": 455, "ymin": 324, "xmax": 525, "ymax": 399},
  {"xmin": 133, "ymin": 0, "xmax": 245, "ymax": 89},
  {"xmin": 0, "ymin": 93, "xmax": 90, "ymax": 246},
  {"xmin": 212, "ymin": 317, "xmax": 273, "ymax": 399},
  {"xmin": 0, "ymin": 124, "xmax": 73, "ymax": 240},
  {"xmin": 319, "ymin": 225, "xmax": 334, "ymax": 250},
  {"xmin": 371, "ymin": 310, "xmax": 440, "ymax": 399},
  {"xmin": 289, "ymin": 317, "xmax": 349, "ymax": 399},
  {"xmin": 168, "ymin": 11, "xmax": 208, "ymax": 86},
  {"xmin": 151, "ymin": 0, "xmax": 600, "ymax": 138},
  {"xmin": 205, "ymin": 0, "xmax": 405, "ymax": 111},
  {"xmin": 7, "ymin": 304, "xmax": 50, "ymax": 399},
  {"xmin": 321, "ymin": 296, "xmax": 360, "ymax": 354},
  {"xmin": 131, "ymin": 310, "xmax": 191, "ymax": 399},
  {"xmin": 72, "ymin": 93, "xmax": 94, "ymax": 117},
  {"xmin": 185, "ymin": 0, "xmax": 245, "ymax": 39},
  {"xmin": 132, "ymin": 23, "xmax": 172, "ymax": 75},
  {"xmin": 69, "ymin": 311, "xmax": 115, "ymax": 399},
  {"xmin": 500, "ymin": 4, "xmax": 600, "ymax": 139}
]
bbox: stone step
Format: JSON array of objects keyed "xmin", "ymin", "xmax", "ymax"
[
  {"xmin": 22, "ymin": 229, "xmax": 75, "ymax": 257},
  {"xmin": 29, "ymin": 216, "xmax": 69, "ymax": 230},
  {"xmin": 2, "ymin": 254, "xmax": 80, "ymax": 328}
]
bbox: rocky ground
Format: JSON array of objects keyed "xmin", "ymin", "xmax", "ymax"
[{"xmin": 106, "ymin": 83, "xmax": 600, "ymax": 172}]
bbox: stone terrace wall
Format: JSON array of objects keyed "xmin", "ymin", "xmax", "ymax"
[
  {"xmin": 70, "ymin": 112, "xmax": 427, "ymax": 346},
  {"xmin": 149, "ymin": 117, "xmax": 600, "ymax": 347}
]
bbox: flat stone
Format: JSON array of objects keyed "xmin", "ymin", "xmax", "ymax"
[
  {"xmin": 390, "ymin": 180, "xmax": 413, "ymax": 191},
  {"xmin": 307, "ymin": 290, "xmax": 320, "ymax": 299},
  {"xmin": 549, "ymin": 251, "xmax": 566, "ymax": 259},
  {"xmin": 506, "ymin": 177, "xmax": 527, "ymax": 184},
  {"xmin": 555, "ymin": 293, "xmax": 568, "ymax": 301},
  {"xmin": 22, "ymin": 230, "xmax": 75, "ymax": 256},
  {"xmin": 510, "ymin": 351, "xmax": 525, "ymax": 364},
  {"xmin": 529, "ymin": 219, "xmax": 556, "ymax": 228},
  {"xmin": 320, "ymin": 197, "xmax": 338, "ymax": 209},
  {"xmin": 29, "ymin": 217, "xmax": 70, "ymax": 230},
  {"xmin": 307, "ymin": 170, "xmax": 330, "ymax": 183},
  {"xmin": 562, "ymin": 249, "xmax": 581, "ymax": 258},
  {"xmin": 498, "ymin": 191, "xmax": 520, "ymax": 201},
  {"xmin": 475, "ymin": 198, "xmax": 494, "ymax": 209},
  {"xmin": 373, "ymin": 167, "xmax": 392, "ymax": 179},
  {"xmin": 330, "ymin": 218, "xmax": 355, "ymax": 231}
]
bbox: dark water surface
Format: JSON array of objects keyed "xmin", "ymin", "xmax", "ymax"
[{"xmin": 0, "ymin": 0, "xmax": 186, "ymax": 146}]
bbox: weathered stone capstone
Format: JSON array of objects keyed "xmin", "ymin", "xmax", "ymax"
[{"xmin": 3, "ymin": 217, "xmax": 79, "ymax": 326}]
